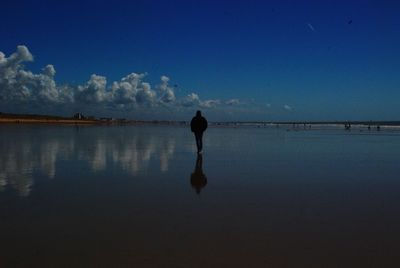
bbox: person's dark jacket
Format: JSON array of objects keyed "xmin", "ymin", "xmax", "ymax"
[{"xmin": 191, "ymin": 116, "xmax": 208, "ymax": 133}]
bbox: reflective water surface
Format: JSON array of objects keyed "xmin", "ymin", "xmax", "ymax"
[{"xmin": 1, "ymin": 125, "xmax": 400, "ymax": 267}]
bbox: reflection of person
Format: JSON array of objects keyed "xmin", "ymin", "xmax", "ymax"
[
  {"xmin": 190, "ymin": 154, "xmax": 207, "ymax": 194},
  {"xmin": 190, "ymin": 110, "xmax": 208, "ymax": 154}
]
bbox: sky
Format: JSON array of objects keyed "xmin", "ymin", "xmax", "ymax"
[{"xmin": 1, "ymin": 0, "xmax": 399, "ymax": 121}]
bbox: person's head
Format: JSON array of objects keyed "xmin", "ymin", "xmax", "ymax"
[{"xmin": 196, "ymin": 110, "xmax": 202, "ymax": 117}]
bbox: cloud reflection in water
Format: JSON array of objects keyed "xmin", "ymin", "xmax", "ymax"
[{"xmin": 0, "ymin": 126, "xmax": 182, "ymax": 196}]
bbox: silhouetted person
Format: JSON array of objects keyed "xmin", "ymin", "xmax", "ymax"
[
  {"xmin": 190, "ymin": 110, "xmax": 208, "ymax": 154},
  {"xmin": 190, "ymin": 154, "xmax": 207, "ymax": 194}
]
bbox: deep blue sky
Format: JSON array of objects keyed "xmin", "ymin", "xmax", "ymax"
[{"xmin": 1, "ymin": 0, "xmax": 400, "ymax": 120}]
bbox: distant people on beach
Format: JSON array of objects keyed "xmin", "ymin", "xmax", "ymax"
[
  {"xmin": 190, "ymin": 154, "xmax": 207, "ymax": 194},
  {"xmin": 190, "ymin": 110, "xmax": 208, "ymax": 154}
]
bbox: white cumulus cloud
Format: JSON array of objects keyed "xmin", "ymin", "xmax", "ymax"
[
  {"xmin": 284, "ymin": 104, "xmax": 292, "ymax": 111},
  {"xmin": 181, "ymin": 93, "xmax": 201, "ymax": 107},
  {"xmin": 0, "ymin": 45, "xmax": 247, "ymax": 116},
  {"xmin": 200, "ymin": 99, "xmax": 221, "ymax": 108},
  {"xmin": 225, "ymin": 99, "xmax": 240, "ymax": 105},
  {"xmin": 76, "ymin": 74, "xmax": 109, "ymax": 103},
  {"xmin": 158, "ymin": 75, "xmax": 176, "ymax": 103}
]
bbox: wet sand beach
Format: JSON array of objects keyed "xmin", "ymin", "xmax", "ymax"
[{"xmin": 1, "ymin": 124, "xmax": 400, "ymax": 267}]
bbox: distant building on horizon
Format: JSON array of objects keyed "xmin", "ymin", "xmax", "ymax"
[{"xmin": 73, "ymin": 113, "xmax": 85, "ymax": 120}]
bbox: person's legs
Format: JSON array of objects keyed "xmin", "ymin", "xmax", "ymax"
[
  {"xmin": 194, "ymin": 133, "xmax": 198, "ymax": 151},
  {"xmin": 195, "ymin": 132, "xmax": 203, "ymax": 153},
  {"xmin": 199, "ymin": 132, "xmax": 203, "ymax": 152}
]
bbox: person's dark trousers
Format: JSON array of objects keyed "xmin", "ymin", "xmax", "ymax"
[{"xmin": 194, "ymin": 132, "xmax": 203, "ymax": 153}]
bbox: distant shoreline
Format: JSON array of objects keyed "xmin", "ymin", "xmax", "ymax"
[
  {"xmin": 0, "ymin": 113, "xmax": 100, "ymax": 125},
  {"xmin": 1, "ymin": 113, "xmax": 400, "ymax": 127},
  {"xmin": 218, "ymin": 121, "xmax": 400, "ymax": 128},
  {"xmin": 0, "ymin": 118, "xmax": 99, "ymax": 125}
]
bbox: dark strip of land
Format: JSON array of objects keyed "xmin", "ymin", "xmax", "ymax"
[
  {"xmin": 1, "ymin": 112, "xmax": 399, "ymax": 126},
  {"xmin": 222, "ymin": 121, "xmax": 400, "ymax": 126},
  {"xmin": 0, "ymin": 113, "xmax": 98, "ymax": 124}
]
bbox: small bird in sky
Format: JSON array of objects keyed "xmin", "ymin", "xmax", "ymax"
[
  {"xmin": 307, "ymin": 23, "xmax": 315, "ymax": 32},
  {"xmin": 348, "ymin": 20, "xmax": 353, "ymax": 25}
]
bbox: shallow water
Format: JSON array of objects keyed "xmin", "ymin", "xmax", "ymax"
[{"xmin": 1, "ymin": 124, "xmax": 400, "ymax": 267}]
